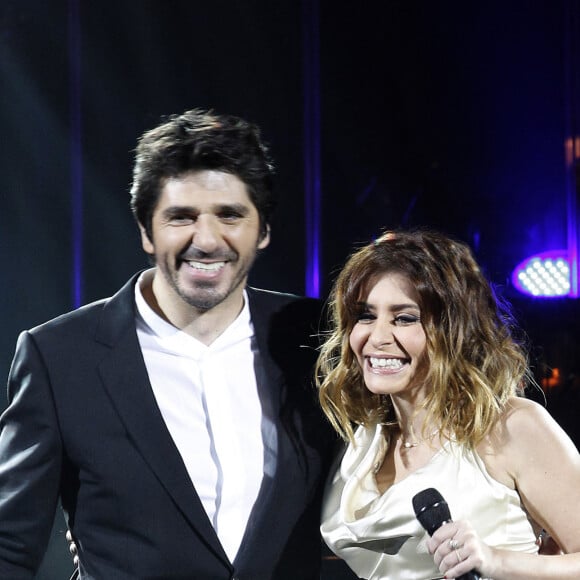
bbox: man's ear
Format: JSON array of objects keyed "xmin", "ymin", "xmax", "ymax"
[
  {"xmin": 258, "ymin": 224, "xmax": 271, "ymax": 250},
  {"xmin": 139, "ymin": 223, "xmax": 154, "ymax": 254}
]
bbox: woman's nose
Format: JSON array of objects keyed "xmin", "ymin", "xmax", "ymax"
[{"xmin": 369, "ymin": 323, "xmax": 394, "ymax": 348}]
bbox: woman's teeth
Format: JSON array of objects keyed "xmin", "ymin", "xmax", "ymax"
[{"xmin": 369, "ymin": 357, "xmax": 405, "ymax": 369}]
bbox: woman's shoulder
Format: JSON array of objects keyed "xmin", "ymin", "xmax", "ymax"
[
  {"xmin": 483, "ymin": 396, "xmax": 562, "ymax": 452},
  {"xmin": 501, "ymin": 396, "xmax": 563, "ymax": 439},
  {"xmin": 488, "ymin": 396, "xmax": 580, "ymax": 475},
  {"xmin": 504, "ymin": 395, "xmax": 548, "ymax": 425},
  {"xmin": 478, "ymin": 397, "xmax": 563, "ymax": 486}
]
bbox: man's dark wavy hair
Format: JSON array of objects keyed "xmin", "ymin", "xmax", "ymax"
[{"xmin": 130, "ymin": 108, "xmax": 276, "ymax": 241}]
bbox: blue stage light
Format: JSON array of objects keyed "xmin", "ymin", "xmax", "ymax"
[{"xmin": 512, "ymin": 250, "xmax": 571, "ymax": 298}]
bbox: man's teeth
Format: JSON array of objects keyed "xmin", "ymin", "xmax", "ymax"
[
  {"xmin": 187, "ymin": 261, "xmax": 225, "ymax": 271},
  {"xmin": 369, "ymin": 357, "xmax": 405, "ymax": 369}
]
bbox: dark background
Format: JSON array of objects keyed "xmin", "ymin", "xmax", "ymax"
[{"xmin": 1, "ymin": 1, "xmax": 579, "ymax": 578}]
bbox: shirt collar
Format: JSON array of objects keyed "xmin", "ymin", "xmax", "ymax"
[{"xmin": 134, "ymin": 269, "xmax": 254, "ymax": 355}]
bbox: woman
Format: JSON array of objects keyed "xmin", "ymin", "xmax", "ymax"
[{"xmin": 318, "ymin": 230, "xmax": 580, "ymax": 580}]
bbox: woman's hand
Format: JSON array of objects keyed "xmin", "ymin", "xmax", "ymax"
[{"xmin": 427, "ymin": 520, "xmax": 497, "ymax": 579}]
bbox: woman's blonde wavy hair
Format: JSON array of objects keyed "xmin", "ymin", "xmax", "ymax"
[{"xmin": 316, "ymin": 229, "xmax": 532, "ymax": 447}]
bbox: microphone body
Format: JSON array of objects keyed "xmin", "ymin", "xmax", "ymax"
[{"xmin": 412, "ymin": 488, "xmax": 481, "ymax": 580}]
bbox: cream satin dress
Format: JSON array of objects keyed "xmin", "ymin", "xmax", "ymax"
[{"xmin": 321, "ymin": 424, "xmax": 538, "ymax": 580}]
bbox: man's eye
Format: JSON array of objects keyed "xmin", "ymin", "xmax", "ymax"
[
  {"xmin": 169, "ymin": 216, "xmax": 194, "ymax": 225},
  {"xmin": 220, "ymin": 212, "xmax": 242, "ymax": 221}
]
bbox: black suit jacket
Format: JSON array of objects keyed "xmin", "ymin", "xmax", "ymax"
[{"xmin": 0, "ymin": 274, "xmax": 335, "ymax": 579}]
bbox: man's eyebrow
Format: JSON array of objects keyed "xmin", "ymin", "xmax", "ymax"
[
  {"xmin": 161, "ymin": 205, "xmax": 196, "ymax": 216},
  {"xmin": 160, "ymin": 202, "xmax": 251, "ymax": 217},
  {"xmin": 213, "ymin": 202, "xmax": 251, "ymax": 215}
]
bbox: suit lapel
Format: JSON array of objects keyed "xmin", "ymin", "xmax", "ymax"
[
  {"xmin": 93, "ymin": 275, "xmax": 230, "ymax": 568},
  {"xmin": 235, "ymin": 289, "xmax": 321, "ymax": 567},
  {"xmin": 234, "ymin": 289, "xmax": 288, "ymax": 566}
]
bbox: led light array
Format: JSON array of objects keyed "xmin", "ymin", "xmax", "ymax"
[{"xmin": 512, "ymin": 251, "xmax": 570, "ymax": 298}]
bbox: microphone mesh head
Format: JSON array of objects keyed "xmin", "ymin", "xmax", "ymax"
[{"xmin": 412, "ymin": 488, "xmax": 452, "ymax": 536}]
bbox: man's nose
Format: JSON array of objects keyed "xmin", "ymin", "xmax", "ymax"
[{"xmin": 191, "ymin": 216, "xmax": 220, "ymax": 251}]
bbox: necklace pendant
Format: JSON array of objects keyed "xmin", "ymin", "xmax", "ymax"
[{"xmin": 399, "ymin": 428, "xmax": 439, "ymax": 449}]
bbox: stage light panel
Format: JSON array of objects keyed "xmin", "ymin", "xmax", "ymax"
[{"xmin": 512, "ymin": 250, "xmax": 571, "ymax": 298}]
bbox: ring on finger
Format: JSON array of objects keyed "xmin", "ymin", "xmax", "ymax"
[
  {"xmin": 449, "ymin": 538, "xmax": 460, "ymax": 550},
  {"xmin": 455, "ymin": 548, "xmax": 464, "ymax": 564}
]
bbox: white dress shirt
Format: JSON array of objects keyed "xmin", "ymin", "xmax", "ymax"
[{"xmin": 134, "ymin": 271, "xmax": 266, "ymax": 562}]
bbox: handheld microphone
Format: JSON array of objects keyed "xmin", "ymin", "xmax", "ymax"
[{"xmin": 412, "ymin": 488, "xmax": 481, "ymax": 580}]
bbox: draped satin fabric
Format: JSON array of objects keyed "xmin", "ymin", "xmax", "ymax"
[{"xmin": 321, "ymin": 424, "xmax": 538, "ymax": 580}]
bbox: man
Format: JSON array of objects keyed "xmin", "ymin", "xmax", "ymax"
[{"xmin": 0, "ymin": 109, "xmax": 334, "ymax": 579}]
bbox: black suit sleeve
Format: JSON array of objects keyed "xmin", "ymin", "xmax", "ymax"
[{"xmin": 0, "ymin": 331, "xmax": 63, "ymax": 578}]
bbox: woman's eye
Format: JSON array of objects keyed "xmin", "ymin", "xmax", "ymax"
[
  {"xmin": 355, "ymin": 311, "xmax": 375, "ymax": 322},
  {"xmin": 394, "ymin": 314, "xmax": 420, "ymax": 325}
]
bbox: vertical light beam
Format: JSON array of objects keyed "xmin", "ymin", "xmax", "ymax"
[
  {"xmin": 69, "ymin": 0, "xmax": 83, "ymax": 308},
  {"xmin": 565, "ymin": 0, "xmax": 580, "ymax": 297},
  {"xmin": 302, "ymin": 0, "xmax": 321, "ymax": 298}
]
